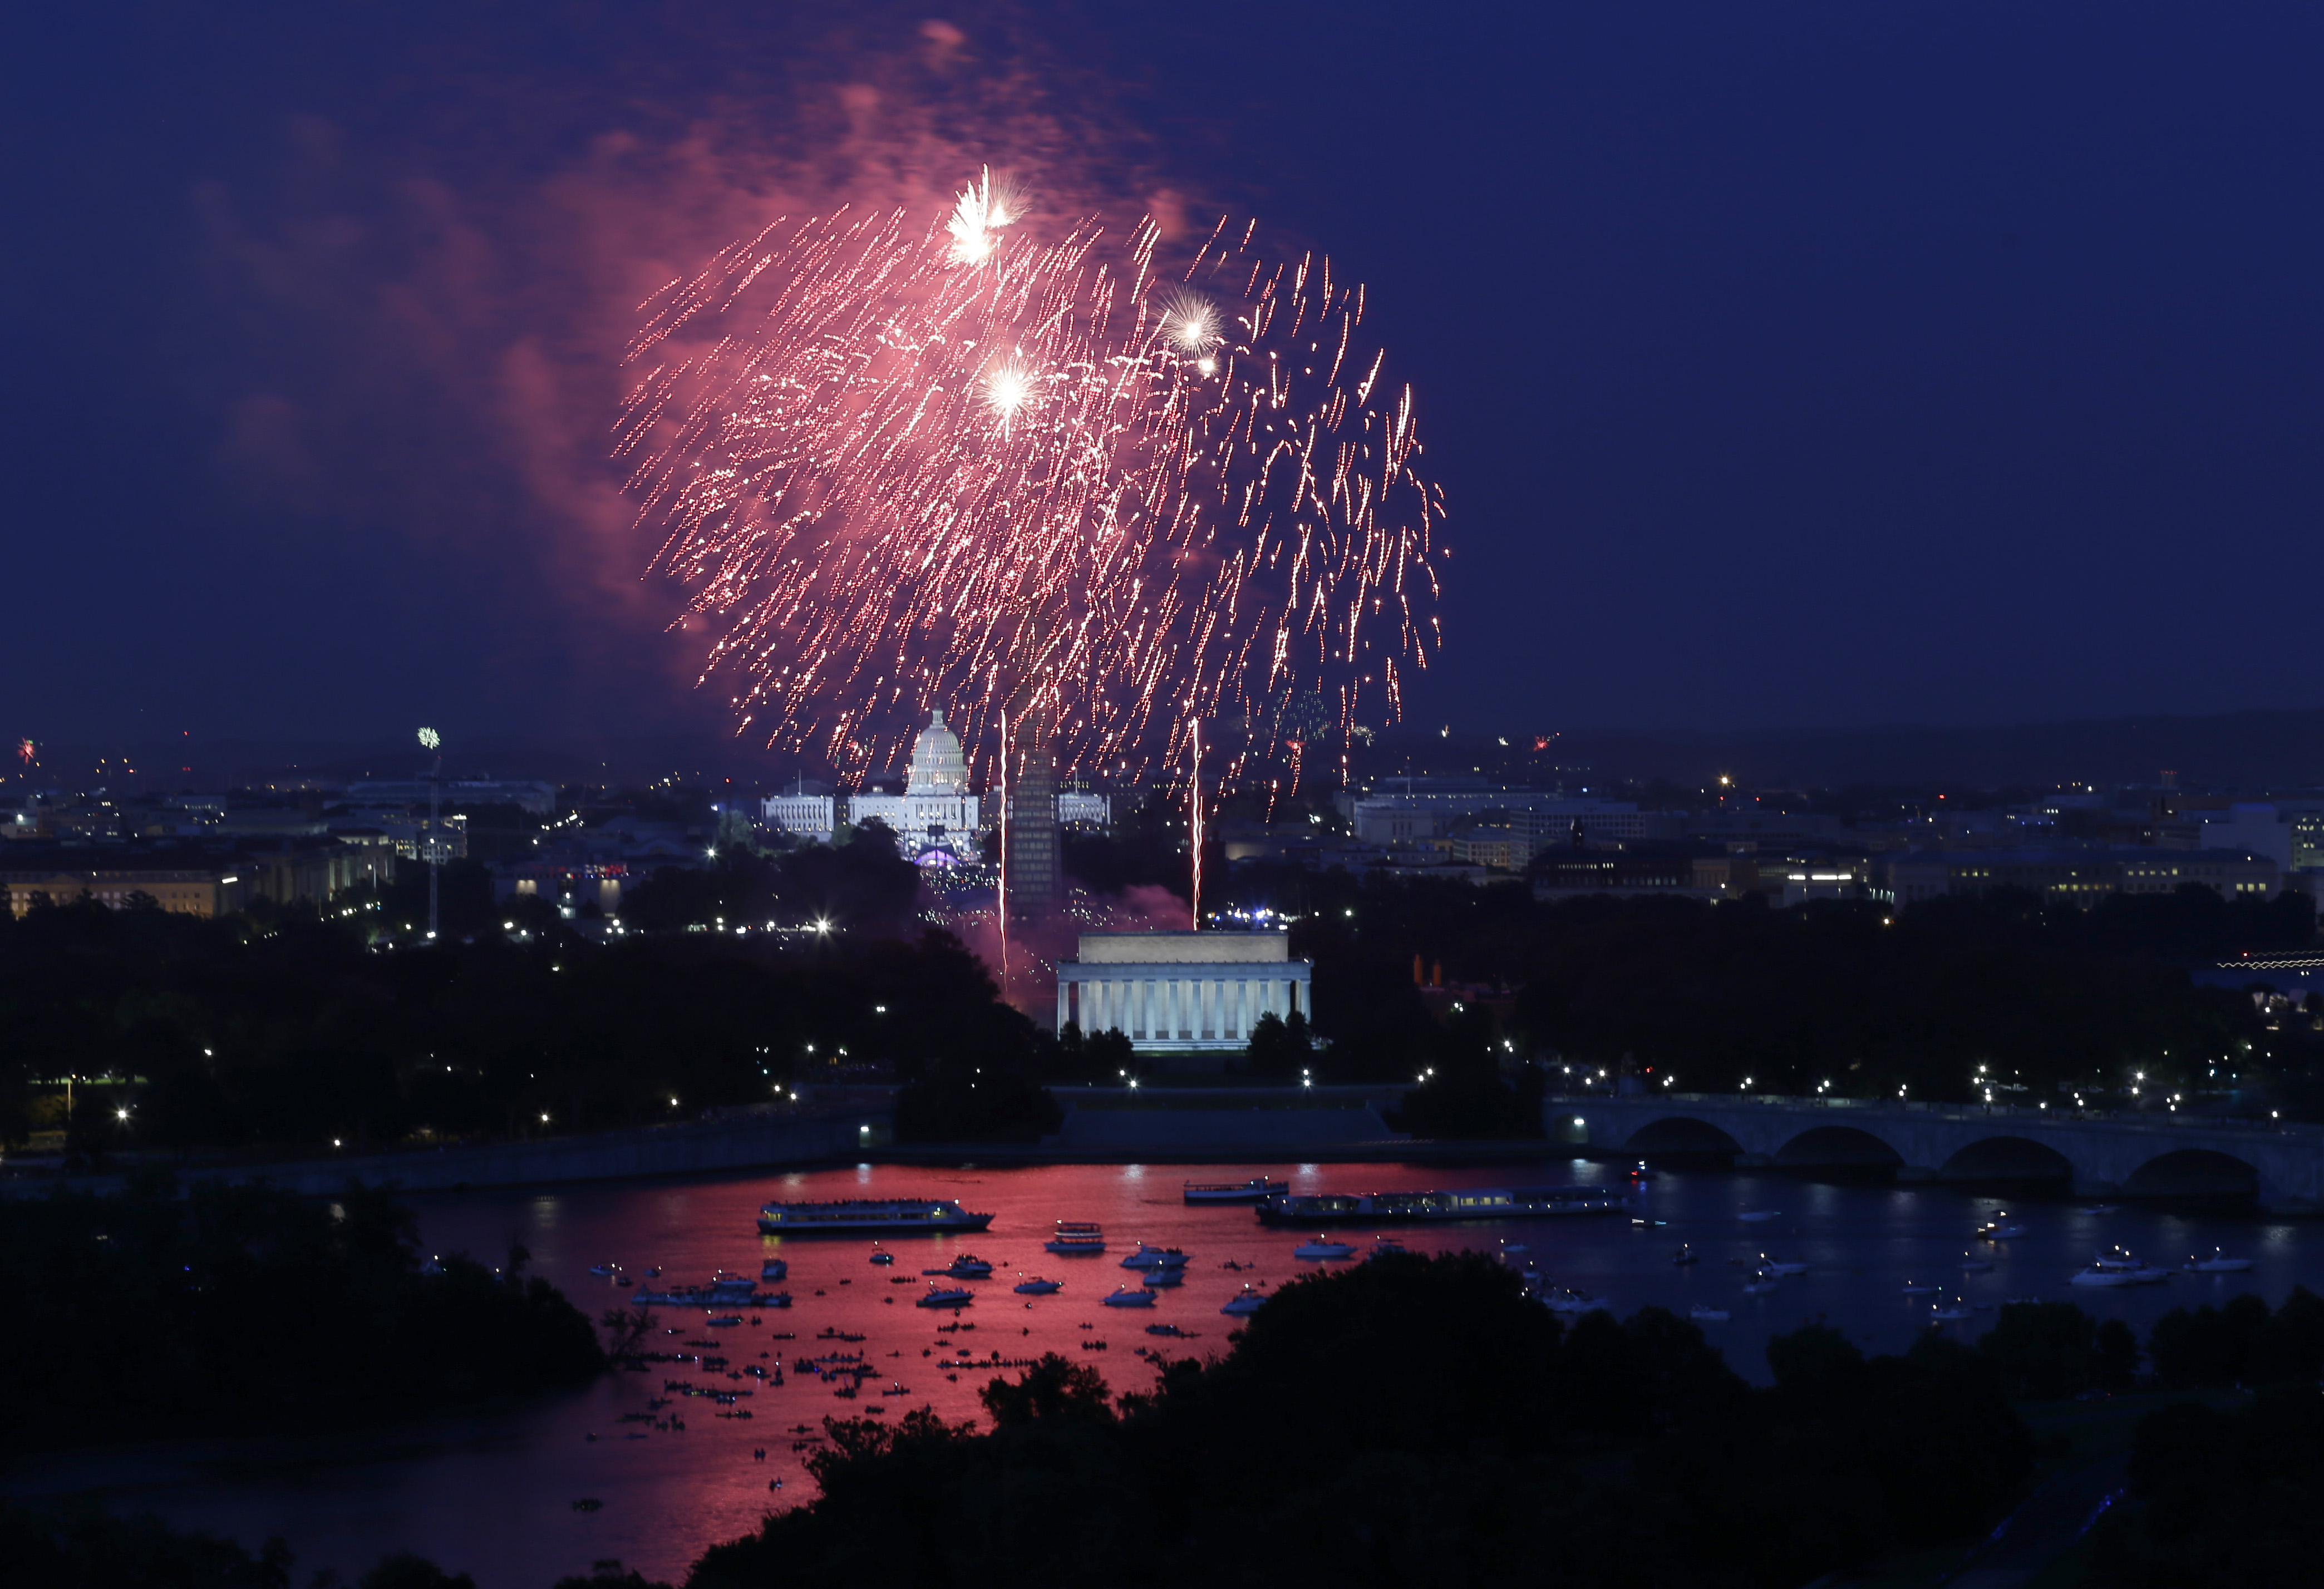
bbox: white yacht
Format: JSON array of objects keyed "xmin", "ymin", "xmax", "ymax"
[
  {"xmin": 1759, "ymin": 1255, "xmax": 1809, "ymax": 1276},
  {"xmin": 760, "ymin": 1259, "xmax": 789, "ymax": 1282},
  {"xmin": 2070, "ymin": 1266, "xmax": 2138, "ymax": 1288},
  {"xmin": 2187, "ymin": 1249, "xmax": 2254, "ymax": 1273},
  {"xmin": 1900, "ymin": 1280, "xmax": 1941, "ymax": 1296},
  {"xmin": 1013, "ymin": 1276, "xmax": 1062, "ymax": 1295},
  {"xmin": 926, "ymin": 1255, "xmax": 993, "ymax": 1279},
  {"xmin": 1544, "ymin": 1287, "xmax": 1612, "ymax": 1314},
  {"xmin": 1221, "ymin": 1285, "xmax": 1268, "ymax": 1316},
  {"xmin": 1292, "ymin": 1237, "xmax": 1357, "ymax": 1260},
  {"xmin": 1928, "ymin": 1300, "xmax": 1972, "ymax": 1322},
  {"xmin": 1120, "ymin": 1243, "xmax": 1189, "ymax": 1270},
  {"xmin": 1741, "ymin": 1273, "xmax": 1780, "ymax": 1296},
  {"xmin": 916, "ymin": 1284, "xmax": 974, "ymax": 1308},
  {"xmin": 1959, "ymin": 1252, "xmax": 1994, "ymax": 1274},
  {"xmin": 1140, "ymin": 1267, "xmax": 1185, "ymax": 1288},
  {"xmin": 1976, "ymin": 1213, "xmax": 2025, "ymax": 1240},
  {"xmin": 1102, "ymin": 1286, "xmax": 1159, "ymax": 1308}
]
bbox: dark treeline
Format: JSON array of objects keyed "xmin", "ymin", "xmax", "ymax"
[
  {"xmin": 692, "ymin": 1252, "xmax": 2032, "ymax": 1589},
  {"xmin": 1240, "ymin": 867, "xmax": 2316, "ymax": 1104},
  {"xmin": 17, "ymin": 1270, "xmax": 2321, "ymax": 1588},
  {"xmin": 0, "ymin": 891, "xmax": 1055, "ymax": 1153},
  {"xmin": 0, "ymin": 1177, "xmax": 602, "ymax": 1449}
]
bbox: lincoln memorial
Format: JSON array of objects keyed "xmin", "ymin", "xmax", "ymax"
[{"xmin": 1054, "ymin": 930, "xmax": 1313, "ymax": 1053}]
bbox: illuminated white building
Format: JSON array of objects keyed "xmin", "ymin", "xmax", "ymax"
[
  {"xmin": 1055, "ymin": 930, "xmax": 1311, "ymax": 1052},
  {"xmin": 845, "ymin": 709, "xmax": 986, "ymax": 857}
]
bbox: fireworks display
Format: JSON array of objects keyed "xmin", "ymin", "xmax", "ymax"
[{"xmin": 619, "ymin": 171, "xmax": 1445, "ymax": 783}]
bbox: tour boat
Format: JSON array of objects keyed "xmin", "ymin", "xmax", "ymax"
[
  {"xmin": 1292, "ymin": 1237, "xmax": 1358, "ymax": 1260},
  {"xmin": 925, "ymin": 1255, "xmax": 993, "ymax": 1279},
  {"xmin": 1759, "ymin": 1255, "xmax": 1809, "ymax": 1276},
  {"xmin": 2187, "ymin": 1249, "xmax": 2254, "ymax": 1274},
  {"xmin": 1121, "ymin": 1243, "xmax": 1190, "ymax": 1270},
  {"xmin": 1013, "ymin": 1277, "xmax": 1062, "ymax": 1295},
  {"xmin": 916, "ymin": 1284, "xmax": 974, "ymax": 1308},
  {"xmin": 1102, "ymin": 1286, "xmax": 1159, "ymax": 1308},
  {"xmin": 760, "ymin": 1259, "xmax": 789, "ymax": 1282},
  {"xmin": 756, "ymin": 1197, "xmax": 994, "ymax": 1236},
  {"xmin": 1046, "ymin": 1222, "xmax": 1107, "ymax": 1255},
  {"xmin": 1183, "ymin": 1177, "xmax": 1286, "ymax": 1204},
  {"xmin": 1688, "ymin": 1304, "xmax": 1731, "ymax": 1323},
  {"xmin": 1221, "ymin": 1285, "xmax": 1268, "ymax": 1316},
  {"xmin": 1256, "ymin": 1186, "xmax": 1628, "ymax": 1226}
]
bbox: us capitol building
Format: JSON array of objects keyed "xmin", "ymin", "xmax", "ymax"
[{"xmin": 759, "ymin": 708, "xmax": 1108, "ymax": 860}]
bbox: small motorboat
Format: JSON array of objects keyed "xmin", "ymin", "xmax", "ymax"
[
  {"xmin": 1739, "ymin": 1210, "xmax": 1781, "ymax": 1223},
  {"xmin": 1740, "ymin": 1272, "xmax": 1780, "ymax": 1296},
  {"xmin": 1013, "ymin": 1277, "xmax": 1062, "ymax": 1295},
  {"xmin": 1368, "ymin": 1238, "xmax": 1409, "ymax": 1260},
  {"xmin": 1975, "ymin": 1215, "xmax": 2025, "ymax": 1240},
  {"xmin": 1292, "ymin": 1237, "xmax": 1357, "ymax": 1261},
  {"xmin": 1959, "ymin": 1252, "xmax": 1995, "ymax": 1274},
  {"xmin": 1672, "ymin": 1245, "xmax": 1698, "ymax": 1266},
  {"xmin": 2070, "ymin": 1266, "xmax": 2136, "ymax": 1288},
  {"xmin": 642, "ymin": 1266, "xmax": 662, "ymax": 1279},
  {"xmin": 760, "ymin": 1259, "xmax": 789, "ymax": 1282},
  {"xmin": 616, "ymin": 1276, "xmax": 634, "ymax": 1287},
  {"xmin": 1900, "ymin": 1280, "xmax": 1941, "ymax": 1296},
  {"xmin": 1927, "ymin": 1300, "xmax": 1972, "ymax": 1322},
  {"xmin": 588, "ymin": 1262, "xmax": 622, "ymax": 1277},
  {"xmin": 1688, "ymin": 1304, "xmax": 1731, "ymax": 1323},
  {"xmin": 707, "ymin": 1315, "xmax": 744, "ymax": 1327},
  {"xmin": 1140, "ymin": 1267, "xmax": 1185, "ymax": 1288},
  {"xmin": 869, "ymin": 1247, "xmax": 894, "ymax": 1266},
  {"xmin": 915, "ymin": 1285, "xmax": 974, "ymax": 1309},
  {"xmin": 1759, "ymin": 1255, "xmax": 1809, "ymax": 1277},
  {"xmin": 1145, "ymin": 1323, "xmax": 1188, "ymax": 1337},
  {"xmin": 2188, "ymin": 1249, "xmax": 2254, "ymax": 1274},
  {"xmin": 926, "ymin": 1255, "xmax": 993, "ymax": 1279},
  {"xmin": 1120, "ymin": 1243, "xmax": 1190, "ymax": 1270},
  {"xmin": 1102, "ymin": 1286, "xmax": 1159, "ymax": 1308},
  {"xmin": 1628, "ymin": 1161, "xmax": 1655, "ymax": 1181},
  {"xmin": 1499, "ymin": 1240, "xmax": 1528, "ymax": 1255},
  {"xmin": 2092, "ymin": 1247, "xmax": 2143, "ymax": 1272},
  {"xmin": 1544, "ymin": 1287, "xmax": 1612, "ymax": 1315},
  {"xmin": 1220, "ymin": 1284, "xmax": 1268, "ymax": 1316}
]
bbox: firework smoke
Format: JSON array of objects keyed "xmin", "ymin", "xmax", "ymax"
[{"xmin": 621, "ymin": 173, "xmax": 1445, "ymax": 783}]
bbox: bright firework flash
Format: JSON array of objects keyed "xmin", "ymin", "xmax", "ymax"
[{"xmin": 621, "ymin": 173, "xmax": 1446, "ymax": 788}]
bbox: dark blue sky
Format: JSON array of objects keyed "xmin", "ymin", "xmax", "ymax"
[{"xmin": 7, "ymin": 2, "xmax": 2321, "ymax": 749}]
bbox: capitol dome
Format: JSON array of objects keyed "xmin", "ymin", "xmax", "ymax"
[{"xmin": 905, "ymin": 708, "xmax": 969, "ymax": 796}]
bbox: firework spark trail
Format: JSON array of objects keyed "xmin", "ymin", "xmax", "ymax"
[{"xmin": 620, "ymin": 174, "xmax": 1444, "ymax": 784}]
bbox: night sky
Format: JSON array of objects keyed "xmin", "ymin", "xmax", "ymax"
[{"xmin": 8, "ymin": 3, "xmax": 2321, "ymax": 751}]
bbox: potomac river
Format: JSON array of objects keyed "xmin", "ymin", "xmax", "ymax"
[{"xmin": 8, "ymin": 1156, "xmax": 2317, "ymax": 1587}]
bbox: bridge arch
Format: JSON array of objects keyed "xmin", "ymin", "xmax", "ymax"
[
  {"xmin": 1938, "ymin": 1136, "xmax": 2075, "ymax": 1185},
  {"xmin": 1773, "ymin": 1124, "xmax": 1906, "ymax": 1169},
  {"xmin": 2122, "ymin": 1148, "xmax": 2260, "ymax": 1201},
  {"xmin": 1622, "ymin": 1116, "xmax": 1745, "ymax": 1156}
]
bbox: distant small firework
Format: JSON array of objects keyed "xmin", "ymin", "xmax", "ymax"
[{"xmin": 620, "ymin": 171, "xmax": 1445, "ymax": 782}]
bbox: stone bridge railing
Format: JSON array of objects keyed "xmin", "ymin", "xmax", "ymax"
[{"xmin": 1549, "ymin": 1092, "xmax": 2324, "ymax": 1211}]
